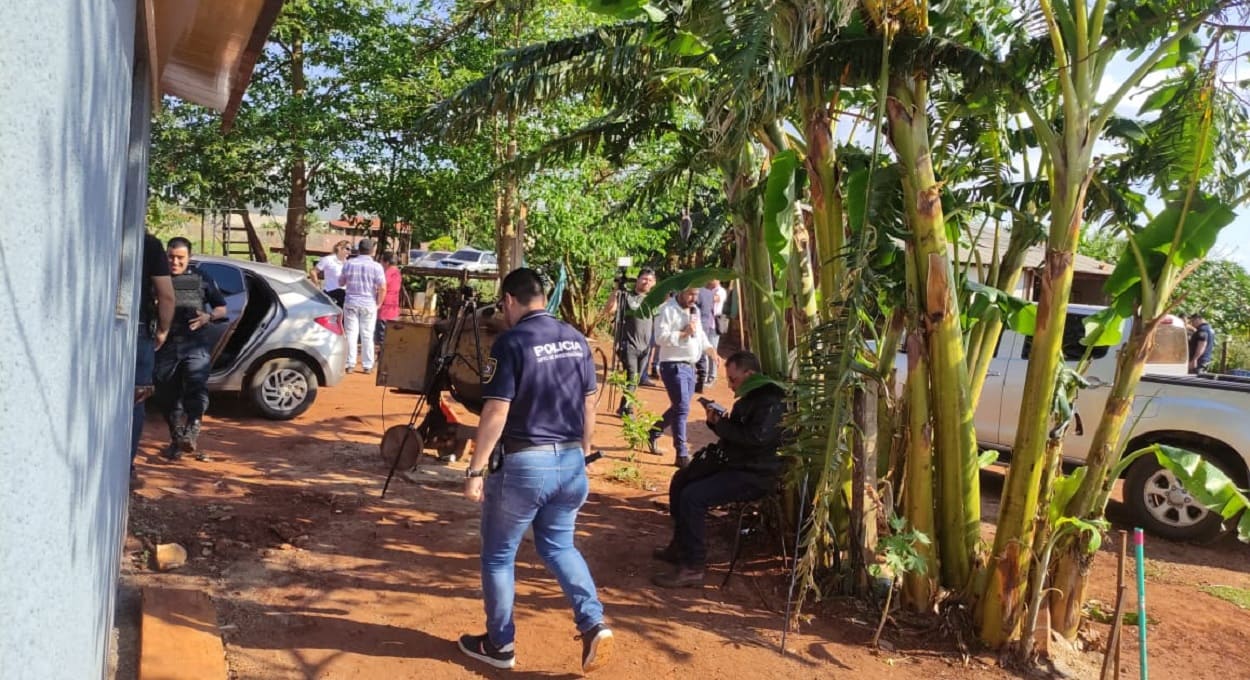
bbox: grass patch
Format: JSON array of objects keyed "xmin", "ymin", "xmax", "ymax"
[
  {"xmin": 607, "ymin": 462, "xmax": 646, "ymax": 488},
  {"xmin": 1201, "ymin": 584, "xmax": 1250, "ymax": 609}
]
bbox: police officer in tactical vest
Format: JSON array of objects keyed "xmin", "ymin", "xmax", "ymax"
[{"xmin": 155, "ymin": 237, "xmax": 227, "ymax": 461}]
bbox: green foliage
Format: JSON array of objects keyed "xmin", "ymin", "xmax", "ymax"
[
  {"xmin": 606, "ymin": 371, "xmax": 661, "ymax": 450},
  {"xmin": 870, "ymin": 515, "xmax": 932, "ymax": 581},
  {"xmin": 1200, "ymin": 584, "xmax": 1250, "ymax": 610},
  {"xmin": 963, "ymin": 280, "xmax": 1038, "ymax": 336},
  {"xmin": 762, "ymin": 150, "xmax": 799, "ymax": 275},
  {"xmin": 145, "ymin": 199, "xmax": 195, "ymax": 241},
  {"xmin": 427, "ymin": 235, "xmax": 457, "ymax": 252},
  {"xmin": 638, "ymin": 267, "xmax": 737, "ymax": 316},
  {"xmin": 1174, "ymin": 259, "xmax": 1250, "ymax": 336}
]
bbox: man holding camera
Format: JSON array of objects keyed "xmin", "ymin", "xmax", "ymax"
[
  {"xmin": 604, "ymin": 267, "xmax": 658, "ymax": 415},
  {"xmin": 459, "ymin": 268, "xmax": 613, "ymax": 673},
  {"xmin": 651, "ymin": 351, "xmax": 787, "ymax": 588},
  {"xmin": 649, "ymin": 286, "xmax": 716, "ymax": 467}
]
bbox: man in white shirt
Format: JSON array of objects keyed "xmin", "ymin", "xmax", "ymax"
[
  {"xmin": 696, "ymin": 279, "xmax": 725, "ymax": 385},
  {"xmin": 339, "ymin": 239, "xmax": 387, "ymax": 374},
  {"xmin": 312, "ymin": 240, "xmax": 351, "ymax": 306},
  {"xmin": 648, "ymin": 287, "xmax": 715, "ymax": 467}
]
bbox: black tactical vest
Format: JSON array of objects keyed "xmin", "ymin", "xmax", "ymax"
[{"xmin": 171, "ymin": 270, "xmax": 206, "ymax": 337}]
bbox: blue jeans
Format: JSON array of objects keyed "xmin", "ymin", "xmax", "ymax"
[
  {"xmin": 131, "ymin": 327, "xmax": 156, "ymax": 462},
  {"xmin": 154, "ymin": 339, "xmax": 212, "ymax": 438},
  {"xmin": 657, "ymin": 362, "xmax": 696, "ymax": 458},
  {"xmin": 480, "ymin": 446, "xmax": 605, "ymax": 647}
]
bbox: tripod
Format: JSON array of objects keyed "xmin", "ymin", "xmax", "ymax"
[
  {"xmin": 381, "ymin": 286, "xmax": 485, "ymax": 498},
  {"xmin": 603, "ymin": 268, "xmax": 631, "ymax": 410}
]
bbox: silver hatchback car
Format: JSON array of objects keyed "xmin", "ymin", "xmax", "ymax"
[{"xmin": 193, "ymin": 255, "xmax": 347, "ymax": 420}]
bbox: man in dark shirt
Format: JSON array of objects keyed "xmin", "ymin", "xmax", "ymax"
[
  {"xmin": 458, "ymin": 268, "xmax": 613, "ymax": 674},
  {"xmin": 1188, "ymin": 312, "xmax": 1216, "ymax": 374},
  {"xmin": 603, "ymin": 267, "xmax": 657, "ymax": 415},
  {"xmin": 132, "ymin": 232, "xmax": 175, "ymax": 470},
  {"xmin": 651, "ymin": 351, "xmax": 786, "ymax": 588},
  {"xmin": 154, "ymin": 237, "xmax": 227, "ymax": 461}
]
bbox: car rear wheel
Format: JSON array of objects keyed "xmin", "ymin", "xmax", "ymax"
[
  {"xmin": 1124, "ymin": 451, "xmax": 1234, "ymax": 542},
  {"xmin": 250, "ymin": 358, "xmax": 318, "ymax": 420}
]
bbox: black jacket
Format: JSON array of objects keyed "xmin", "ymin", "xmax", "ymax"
[{"xmin": 709, "ymin": 381, "xmax": 787, "ymax": 476}]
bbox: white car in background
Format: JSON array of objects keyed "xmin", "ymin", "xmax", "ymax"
[
  {"xmin": 438, "ymin": 247, "xmax": 498, "ymax": 273},
  {"xmin": 411, "ymin": 250, "xmax": 452, "ymax": 268}
]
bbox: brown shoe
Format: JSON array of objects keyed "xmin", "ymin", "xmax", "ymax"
[
  {"xmin": 652, "ymin": 544, "xmax": 680, "ymax": 564},
  {"xmin": 651, "ymin": 567, "xmax": 705, "ymax": 588}
]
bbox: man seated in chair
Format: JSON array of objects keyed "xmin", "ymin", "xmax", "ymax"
[{"xmin": 651, "ymin": 351, "xmax": 787, "ymax": 588}]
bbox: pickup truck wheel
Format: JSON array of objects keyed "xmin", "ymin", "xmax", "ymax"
[
  {"xmin": 1124, "ymin": 455, "xmax": 1231, "ymax": 542},
  {"xmin": 250, "ymin": 358, "xmax": 318, "ymax": 420}
]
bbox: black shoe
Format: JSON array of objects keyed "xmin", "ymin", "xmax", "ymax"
[
  {"xmin": 457, "ymin": 633, "xmax": 516, "ymax": 670},
  {"xmin": 181, "ymin": 420, "xmax": 201, "ymax": 454},
  {"xmin": 616, "ymin": 404, "xmax": 633, "ymax": 418},
  {"xmin": 651, "ymin": 567, "xmax": 706, "ymax": 588},
  {"xmin": 639, "ymin": 377, "xmax": 656, "ymax": 387},
  {"xmin": 647, "ymin": 432, "xmax": 662, "ymax": 455},
  {"xmin": 362, "ymin": 367, "xmax": 372, "ymax": 375},
  {"xmin": 578, "ymin": 623, "xmax": 614, "ymax": 673},
  {"xmin": 162, "ymin": 442, "xmax": 182, "ymax": 461},
  {"xmin": 652, "ymin": 544, "xmax": 680, "ymax": 564},
  {"xmin": 675, "ymin": 456, "xmax": 690, "ymax": 469}
]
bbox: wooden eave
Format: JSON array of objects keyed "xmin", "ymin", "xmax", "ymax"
[{"xmin": 144, "ymin": 0, "xmax": 284, "ymax": 130}]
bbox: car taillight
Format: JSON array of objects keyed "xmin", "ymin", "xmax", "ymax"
[{"xmin": 315, "ymin": 314, "xmax": 344, "ymax": 335}]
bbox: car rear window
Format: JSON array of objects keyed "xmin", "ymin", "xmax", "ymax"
[{"xmin": 449, "ymin": 250, "xmax": 480, "ymax": 262}]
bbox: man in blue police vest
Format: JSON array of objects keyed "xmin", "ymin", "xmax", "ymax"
[
  {"xmin": 459, "ymin": 268, "xmax": 613, "ymax": 673},
  {"xmin": 155, "ymin": 237, "xmax": 227, "ymax": 461}
]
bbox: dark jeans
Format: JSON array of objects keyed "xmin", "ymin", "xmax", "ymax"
[
  {"xmin": 375, "ymin": 317, "xmax": 392, "ymax": 349},
  {"xmin": 617, "ymin": 345, "xmax": 649, "ymax": 411},
  {"xmin": 131, "ymin": 326, "xmax": 156, "ymax": 462},
  {"xmin": 655, "ymin": 362, "xmax": 696, "ymax": 458},
  {"xmin": 668, "ymin": 466, "xmax": 771, "ymax": 567},
  {"xmin": 154, "ymin": 339, "xmax": 212, "ymax": 439}
]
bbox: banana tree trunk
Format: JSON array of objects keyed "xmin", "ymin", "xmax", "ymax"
[
  {"xmin": 1046, "ymin": 315, "xmax": 1153, "ymax": 636},
  {"xmin": 901, "ymin": 316, "xmax": 937, "ymax": 607},
  {"xmin": 967, "ymin": 226, "xmax": 1034, "ymax": 410},
  {"xmin": 979, "ymin": 165, "xmax": 1092, "ymax": 645},
  {"xmin": 801, "ymin": 86, "xmax": 845, "ymax": 306},
  {"xmin": 732, "ymin": 177, "xmax": 787, "ymax": 377},
  {"xmin": 887, "ymin": 74, "xmax": 980, "ymax": 589}
]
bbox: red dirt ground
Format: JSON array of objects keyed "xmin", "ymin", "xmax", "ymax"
[{"xmin": 123, "ymin": 349, "xmax": 1250, "ymax": 679}]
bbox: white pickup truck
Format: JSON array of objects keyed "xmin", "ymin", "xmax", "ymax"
[{"xmin": 899, "ymin": 304, "xmax": 1250, "ymax": 541}]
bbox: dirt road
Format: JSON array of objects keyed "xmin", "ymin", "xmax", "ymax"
[{"xmin": 124, "ymin": 366, "xmax": 1250, "ymax": 678}]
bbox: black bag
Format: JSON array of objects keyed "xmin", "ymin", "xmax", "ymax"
[{"xmin": 683, "ymin": 442, "xmax": 728, "ymax": 481}]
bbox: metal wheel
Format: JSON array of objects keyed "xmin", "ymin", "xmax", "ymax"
[
  {"xmin": 380, "ymin": 425, "xmax": 425, "ymax": 471},
  {"xmin": 1139, "ymin": 468, "xmax": 1209, "ymax": 529},
  {"xmin": 249, "ymin": 358, "xmax": 318, "ymax": 420}
]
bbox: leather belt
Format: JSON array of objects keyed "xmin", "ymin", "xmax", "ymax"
[{"xmin": 503, "ymin": 440, "xmax": 581, "ymax": 455}]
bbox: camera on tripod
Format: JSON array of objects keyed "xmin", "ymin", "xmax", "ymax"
[{"xmin": 613, "ymin": 256, "xmax": 633, "ymax": 292}]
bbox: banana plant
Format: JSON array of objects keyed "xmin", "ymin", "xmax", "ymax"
[
  {"xmin": 1044, "ymin": 61, "xmax": 1247, "ymax": 639},
  {"xmin": 977, "ymin": 0, "xmax": 1231, "ymax": 647}
]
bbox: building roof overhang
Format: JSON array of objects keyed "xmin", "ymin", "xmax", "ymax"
[{"xmin": 143, "ymin": 0, "xmax": 284, "ymax": 129}]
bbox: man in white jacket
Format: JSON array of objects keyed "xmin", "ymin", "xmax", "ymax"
[{"xmin": 648, "ymin": 287, "xmax": 715, "ymax": 467}]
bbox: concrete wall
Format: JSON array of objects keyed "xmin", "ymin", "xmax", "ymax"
[{"xmin": 0, "ymin": 1, "xmax": 145, "ymax": 677}]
